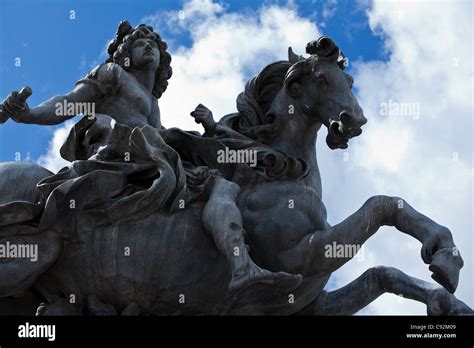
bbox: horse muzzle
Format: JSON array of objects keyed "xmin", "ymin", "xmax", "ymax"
[{"xmin": 326, "ymin": 111, "xmax": 366, "ymax": 149}]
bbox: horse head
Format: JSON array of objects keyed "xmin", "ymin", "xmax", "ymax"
[{"xmin": 286, "ymin": 36, "xmax": 367, "ymax": 150}]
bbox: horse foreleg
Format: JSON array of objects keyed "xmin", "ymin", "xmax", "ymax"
[
  {"xmin": 290, "ymin": 195, "xmax": 462, "ymax": 292},
  {"xmin": 297, "ymin": 266, "xmax": 473, "ymax": 315}
]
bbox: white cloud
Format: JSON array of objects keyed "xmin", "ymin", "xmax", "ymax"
[
  {"xmin": 322, "ymin": 0, "xmax": 338, "ymax": 19},
  {"xmin": 358, "ymin": 122, "xmax": 414, "ymax": 172},
  {"xmin": 36, "ymin": 120, "xmax": 74, "ymax": 173}
]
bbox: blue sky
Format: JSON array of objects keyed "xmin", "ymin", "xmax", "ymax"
[{"xmin": 0, "ymin": 0, "xmax": 384, "ymax": 163}]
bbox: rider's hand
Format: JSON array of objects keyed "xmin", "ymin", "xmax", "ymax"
[
  {"xmin": 0, "ymin": 87, "xmax": 33, "ymax": 124},
  {"xmin": 190, "ymin": 104, "xmax": 216, "ymax": 133}
]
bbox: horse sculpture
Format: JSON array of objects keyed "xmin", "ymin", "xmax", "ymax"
[{"xmin": 0, "ymin": 30, "xmax": 471, "ymax": 315}]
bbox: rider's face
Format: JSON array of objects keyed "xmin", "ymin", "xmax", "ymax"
[{"xmin": 131, "ymin": 38, "xmax": 161, "ymax": 71}]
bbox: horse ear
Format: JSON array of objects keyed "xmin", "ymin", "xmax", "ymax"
[
  {"xmin": 284, "ymin": 60, "xmax": 306, "ymax": 97},
  {"xmin": 288, "ymin": 47, "xmax": 305, "ymax": 64}
]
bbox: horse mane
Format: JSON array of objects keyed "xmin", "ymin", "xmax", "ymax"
[
  {"xmin": 217, "ymin": 60, "xmax": 309, "ymax": 181},
  {"xmin": 233, "ymin": 61, "xmax": 293, "ymax": 144}
]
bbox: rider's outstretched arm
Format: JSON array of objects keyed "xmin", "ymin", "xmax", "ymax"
[{"xmin": 2, "ymin": 83, "xmax": 100, "ymax": 126}]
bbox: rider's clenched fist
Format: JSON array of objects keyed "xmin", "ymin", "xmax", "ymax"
[
  {"xmin": 0, "ymin": 87, "xmax": 33, "ymax": 124},
  {"xmin": 190, "ymin": 103, "xmax": 216, "ymax": 136}
]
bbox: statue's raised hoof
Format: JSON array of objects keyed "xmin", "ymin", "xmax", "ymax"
[
  {"xmin": 429, "ymin": 248, "xmax": 463, "ymax": 294},
  {"xmin": 427, "ymin": 288, "xmax": 474, "ymax": 316}
]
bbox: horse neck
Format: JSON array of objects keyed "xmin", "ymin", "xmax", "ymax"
[{"xmin": 266, "ymin": 90, "xmax": 323, "ymax": 193}]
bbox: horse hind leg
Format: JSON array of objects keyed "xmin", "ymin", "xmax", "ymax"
[{"xmin": 297, "ymin": 266, "xmax": 473, "ymax": 315}]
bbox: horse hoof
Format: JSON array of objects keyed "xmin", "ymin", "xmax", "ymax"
[
  {"xmin": 427, "ymin": 288, "xmax": 473, "ymax": 316},
  {"xmin": 429, "ymin": 248, "xmax": 463, "ymax": 293}
]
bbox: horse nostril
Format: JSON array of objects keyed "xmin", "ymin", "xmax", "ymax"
[
  {"xmin": 340, "ymin": 111, "xmax": 366, "ymax": 127},
  {"xmin": 338, "ymin": 111, "xmax": 366, "ymax": 138},
  {"xmin": 339, "ymin": 111, "xmax": 352, "ymax": 125}
]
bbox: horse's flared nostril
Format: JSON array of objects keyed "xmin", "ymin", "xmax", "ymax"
[
  {"xmin": 338, "ymin": 111, "xmax": 365, "ymax": 138},
  {"xmin": 340, "ymin": 110, "xmax": 366, "ymax": 127},
  {"xmin": 339, "ymin": 111, "xmax": 354, "ymax": 125}
]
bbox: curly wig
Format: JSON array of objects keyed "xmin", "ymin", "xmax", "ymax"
[{"xmin": 106, "ymin": 20, "xmax": 172, "ymax": 99}]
